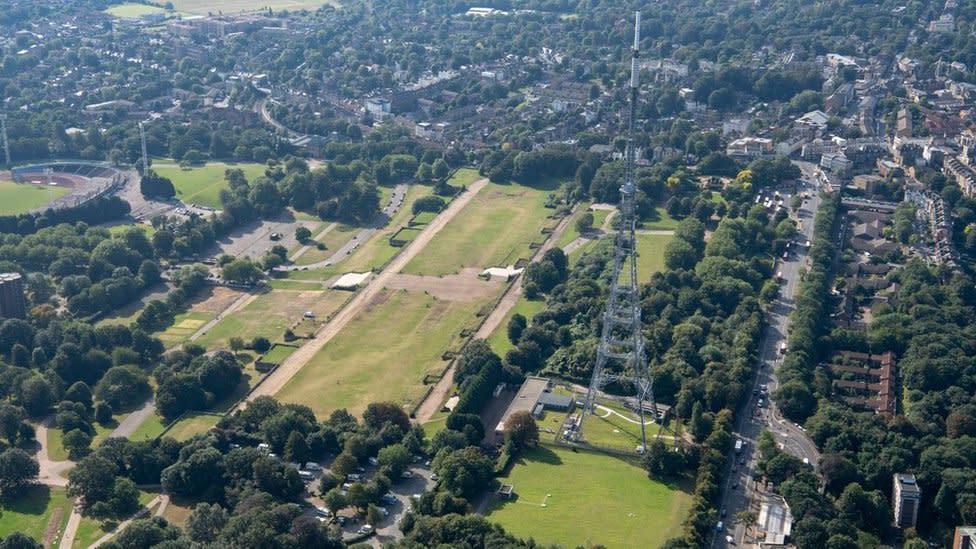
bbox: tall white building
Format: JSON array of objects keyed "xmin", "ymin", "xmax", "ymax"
[{"xmin": 893, "ymin": 473, "xmax": 921, "ymax": 528}]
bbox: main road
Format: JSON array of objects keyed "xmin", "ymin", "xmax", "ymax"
[{"xmin": 712, "ymin": 165, "xmax": 822, "ymax": 548}]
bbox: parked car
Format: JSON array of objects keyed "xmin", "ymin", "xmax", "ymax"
[{"xmin": 357, "ymin": 525, "xmax": 374, "ymax": 535}]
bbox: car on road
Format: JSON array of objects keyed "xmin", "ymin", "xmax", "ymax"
[
  {"xmin": 401, "ymin": 470, "xmax": 414, "ymax": 479},
  {"xmin": 732, "ymin": 482, "xmax": 738, "ymax": 490},
  {"xmin": 716, "ymin": 521, "xmax": 724, "ymax": 532},
  {"xmin": 726, "ymin": 535, "xmax": 736, "ymax": 544},
  {"xmin": 357, "ymin": 525, "xmax": 374, "ymax": 535}
]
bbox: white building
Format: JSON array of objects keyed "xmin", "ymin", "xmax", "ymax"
[
  {"xmin": 893, "ymin": 473, "xmax": 921, "ymax": 529},
  {"xmin": 929, "ymin": 13, "xmax": 955, "ymax": 33}
]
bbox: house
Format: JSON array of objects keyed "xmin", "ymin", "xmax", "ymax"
[
  {"xmin": 494, "ymin": 377, "xmax": 574, "ymax": 436},
  {"xmin": 726, "ymin": 137, "xmax": 773, "ymax": 159},
  {"xmin": 929, "ymin": 13, "xmax": 955, "ymax": 33},
  {"xmin": 757, "ymin": 494, "xmax": 794, "ymax": 547},
  {"xmin": 953, "ymin": 526, "xmax": 976, "ymax": 549}
]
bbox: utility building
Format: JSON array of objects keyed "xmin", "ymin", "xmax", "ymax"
[{"xmin": 0, "ymin": 273, "xmax": 26, "ymax": 319}]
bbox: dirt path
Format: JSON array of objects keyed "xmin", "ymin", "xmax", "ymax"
[
  {"xmin": 635, "ymin": 229, "xmax": 676, "ymax": 236},
  {"xmin": 383, "ymin": 268, "xmax": 502, "ymax": 301},
  {"xmin": 288, "ymin": 222, "xmax": 337, "ymax": 262},
  {"xmin": 236, "ymin": 178, "xmax": 490, "ymax": 410},
  {"xmin": 412, "ymin": 205, "xmax": 579, "ymax": 424},
  {"xmin": 34, "ymin": 417, "xmax": 70, "ymax": 488},
  {"xmin": 56, "ymin": 507, "xmax": 81, "ymax": 549}
]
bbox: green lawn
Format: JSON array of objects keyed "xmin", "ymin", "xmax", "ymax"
[
  {"xmin": 156, "ymin": 163, "xmax": 266, "ymax": 209},
  {"xmin": 157, "ymin": 310, "xmax": 215, "ymax": 346},
  {"xmin": 294, "ymin": 224, "xmax": 356, "ymax": 266},
  {"xmin": 107, "ymin": 223, "xmax": 156, "ymax": 238},
  {"xmin": 486, "ymin": 446, "xmax": 692, "ymax": 548},
  {"xmin": 46, "ymin": 413, "xmax": 127, "ymax": 461},
  {"xmin": 555, "ymin": 205, "xmax": 612, "ymax": 249},
  {"xmin": 104, "ymin": 3, "xmax": 168, "ymax": 16},
  {"xmin": 193, "ymin": 289, "xmax": 347, "ymax": 350},
  {"xmin": 275, "ymin": 289, "xmax": 490, "ymax": 418},
  {"xmin": 446, "ymin": 167, "xmax": 482, "ymax": 188},
  {"xmin": 73, "ymin": 490, "xmax": 157, "ymax": 549},
  {"xmin": 642, "ymin": 207, "xmax": 681, "ymax": 230},
  {"xmin": 0, "ymin": 181, "xmax": 70, "ymax": 216},
  {"xmin": 129, "ymin": 414, "xmax": 168, "ymax": 442},
  {"xmin": 633, "ymin": 233, "xmax": 672, "ymax": 282},
  {"xmin": 261, "ymin": 344, "xmax": 298, "ymax": 365},
  {"xmin": 403, "ymin": 181, "xmax": 557, "ymax": 275},
  {"xmin": 163, "ymin": 413, "xmax": 221, "ymax": 441},
  {"xmin": 487, "ymin": 297, "xmax": 546, "ymax": 355},
  {"xmin": 0, "ymin": 485, "xmax": 72, "ymax": 545}
]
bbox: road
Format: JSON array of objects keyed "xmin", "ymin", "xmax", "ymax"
[
  {"xmin": 712, "ymin": 166, "xmax": 822, "ymax": 548},
  {"xmin": 237, "ymin": 178, "xmax": 490, "ymax": 409},
  {"xmin": 278, "ymin": 184, "xmax": 407, "ymax": 271}
]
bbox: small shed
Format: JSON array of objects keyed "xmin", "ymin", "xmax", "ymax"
[
  {"xmin": 442, "ymin": 395, "xmax": 460, "ymax": 413},
  {"xmin": 331, "ymin": 272, "xmax": 371, "ymax": 290},
  {"xmin": 497, "ymin": 484, "xmax": 514, "ymax": 499}
]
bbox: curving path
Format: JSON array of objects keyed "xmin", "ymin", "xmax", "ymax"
[
  {"xmin": 34, "ymin": 417, "xmax": 71, "ymax": 488},
  {"xmin": 237, "ymin": 178, "xmax": 490, "ymax": 409}
]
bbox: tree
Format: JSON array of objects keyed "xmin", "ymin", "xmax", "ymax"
[
  {"xmin": 0, "ymin": 449, "xmax": 38, "ymax": 496},
  {"xmin": 186, "ymin": 503, "xmax": 228, "ymax": 543},
  {"xmin": 0, "ymin": 533, "xmax": 42, "ymax": 549},
  {"xmin": 64, "ymin": 382, "xmax": 94, "ymax": 410},
  {"xmin": 68, "ymin": 455, "xmax": 117, "ymax": 506},
  {"xmin": 412, "ymin": 195, "xmax": 446, "ymax": 215},
  {"xmin": 664, "ymin": 239, "xmax": 699, "ymax": 271},
  {"xmin": 507, "ymin": 314, "xmax": 527, "ymax": 345},
  {"xmin": 367, "ymin": 503, "xmax": 383, "ymax": 526},
  {"xmin": 63, "ymin": 429, "xmax": 93, "ymax": 460},
  {"xmin": 363, "ymin": 402, "xmax": 410, "ymax": 433},
  {"xmin": 504, "ymin": 411, "xmax": 539, "ymax": 449},
  {"xmin": 377, "ymin": 444, "xmax": 411, "ymax": 478},
  {"xmin": 221, "ymin": 258, "xmax": 262, "ymax": 285},
  {"xmin": 575, "ymin": 211, "xmax": 594, "ymax": 234},
  {"xmin": 433, "ymin": 158, "xmax": 450, "ymax": 180},
  {"xmin": 331, "ymin": 453, "xmax": 358, "ymax": 478},
  {"xmin": 107, "ymin": 477, "xmax": 140, "ymax": 517},
  {"xmin": 735, "ymin": 510, "xmax": 757, "ymax": 527},
  {"xmin": 95, "ymin": 366, "xmax": 150, "ymax": 409},
  {"xmin": 295, "ymin": 226, "xmax": 312, "ymax": 243},
  {"xmin": 283, "ymin": 431, "xmax": 311, "ymax": 464},
  {"xmin": 773, "ymin": 381, "xmax": 817, "ymax": 423},
  {"xmin": 139, "ymin": 171, "xmax": 175, "ymax": 198},
  {"xmin": 435, "ymin": 446, "xmax": 494, "ymax": 499},
  {"xmin": 322, "ymin": 488, "xmax": 346, "ymax": 515},
  {"xmin": 251, "ymin": 336, "xmax": 271, "ymax": 353}
]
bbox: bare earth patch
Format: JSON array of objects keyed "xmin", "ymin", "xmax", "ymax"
[
  {"xmin": 192, "ymin": 286, "xmax": 249, "ymax": 313},
  {"xmin": 384, "ymin": 268, "xmax": 502, "ymax": 301},
  {"xmin": 42, "ymin": 506, "xmax": 64, "ymax": 548}
]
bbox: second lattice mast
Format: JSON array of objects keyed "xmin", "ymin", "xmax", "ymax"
[{"xmin": 572, "ymin": 10, "xmax": 657, "ymax": 452}]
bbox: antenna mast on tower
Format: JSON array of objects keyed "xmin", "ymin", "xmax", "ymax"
[
  {"xmin": 0, "ymin": 114, "xmax": 10, "ymax": 167},
  {"xmin": 571, "ymin": 11, "xmax": 657, "ymax": 451},
  {"xmin": 139, "ymin": 121, "xmax": 149, "ymax": 175}
]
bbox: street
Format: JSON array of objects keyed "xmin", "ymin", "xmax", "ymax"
[{"xmin": 711, "ymin": 163, "xmax": 823, "ymax": 548}]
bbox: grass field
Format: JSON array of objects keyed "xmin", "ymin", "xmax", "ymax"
[
  {"xmin": 163, "ymin": 413, "xmax": 221, "ymax": 441},
  {"xmin": 633, "ymin": 233, "xmax": 672, "ymax": 281},
  {"xmin": 156, "ymin": 163, "xmax": 266, "ymax": 209},
  {"xmin": 276, "ymin": 289, "xmax": 490, "ymax": 417},
  {"xmin": 642, "ymin": 207, "xmax": 681, "ymax": 230},
  {"xmin": 487, "ymin": 297, "xmax": 546, "ymax": 355},
  {"xmin": 168, "ymin": 0, "xmax": 335, "ymax": 15},
  {"xmin": 46, "ymin": 413, "xmax": 127, "ymax": 461},
  {"xmin": 129, "ymin": 414, "xmax": 167, "ymax": 441},
  {"xmin": 486, "ymin": 446, "xmax": 692, "ymax": 548},
  {"xmin": 0, "ymin": 485, "xmax": 72, "ymax": 545},
  {"xmin": 194, "ymin": 289, "xmax": 348, "ymax": 350},
  {"xmin": 107, "ymin": 223, "xmax": 156, "ymax": 238},
  {"xmin": 555, "ymin": 205, "xmax": 611, "ymax": 249},
  {"xmin": 0, "ymin": 181, "xmax": 70, "ymax": 216},
  {"xmin": 403, "ymin": 180, "xmax": 557, "ymax": 276},
  {"xmin": 157, "ymin": 310, "xmax": 214, "ymax": 346},
  {"xmin": 73, "ymin": 490, "xmax": 157, "ymax": 549},
  {"xmin": 261, "ymin": 344, "xmax": 298, "ymax": 365},
  {"xmin": 104, "ymin": 3, "xmax": 167, "ymax": 16}
]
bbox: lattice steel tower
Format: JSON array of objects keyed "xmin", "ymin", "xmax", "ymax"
[{"xmin": 573, "ymin": 11, "xmax": 657, "ymax": 450}]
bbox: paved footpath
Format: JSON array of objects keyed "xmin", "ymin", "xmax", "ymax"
[{"xmin": 236, "ymin": 178, "xmax": 490, "ymax": 410}]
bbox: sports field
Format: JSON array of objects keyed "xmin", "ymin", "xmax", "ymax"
[
  {"xmin": 193, "ymin": 289, "xmax": 348, "ymax": 350},
  {"xmin": 403, "ymin": 181, "xmax": 556, "ymax": 275},
  {"xmin": 275, "ymin": 289, "xmax": 490, "ymax": 417},
  {"xmin": 157, "ymin": 310, "xmax": 214, "ymax": 346},
  {"xmin": 0, "ymin": 486, "xmax": 72, "ymax": 546},
  {"xmin": 0, "ymin": 181, "xmax": 70, "ymax": 216},
  {"xmin": 156, "ymin": 163, "xmax": 266, "ymax": 209},
  {"xmin": 486, "ymin": 446, "xmax": 692, "ymax": 548},
  {"xmin": 169, "ymin": 0, "xmax": 336, "ymax": 15},
  {"xmin": 104, "ymin": 3, "xmax": 167, "ymax": 17}
]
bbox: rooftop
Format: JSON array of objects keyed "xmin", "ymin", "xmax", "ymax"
[{"xmin": 495, "ymin": 376, "xmax": 549, "ymax": 432}]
